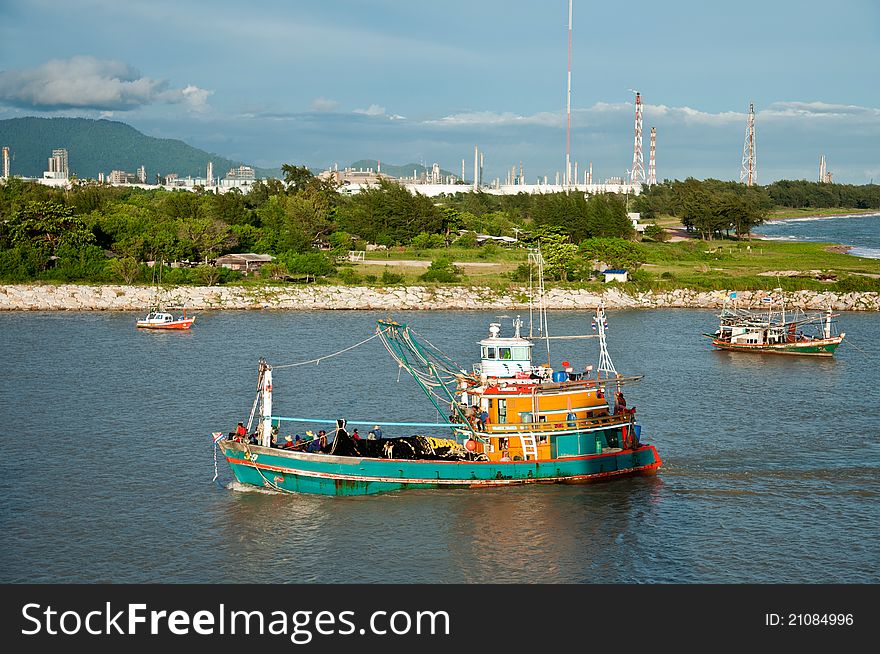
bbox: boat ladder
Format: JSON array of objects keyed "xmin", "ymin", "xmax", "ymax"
[{"xmin": 519, "ymin": 434, "xmax": 538, "ymax": 461}]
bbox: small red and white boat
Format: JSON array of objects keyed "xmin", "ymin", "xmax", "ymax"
[{"xmin": 136, "ymin": 309, "xmax": 195, "ymax": 330}]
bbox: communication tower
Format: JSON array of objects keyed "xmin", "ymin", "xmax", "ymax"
[
  {"xmin": 629, "ymin": 91, "xmax": 645, "ymax": 185},
  {"xmin": 740, "ymin": 102, "xmax": 756, "ymax": 186},
  {"xmin": 647, "ymin": 127, "xmax": 656, "ymax": 185}
]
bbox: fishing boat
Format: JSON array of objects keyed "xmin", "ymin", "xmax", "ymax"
[
  {"xmin": 212, "ymin": 254, "xmax": 661, "ymax": 495},
  {"xmin": 136, "ymin": 260, "xmax": 195, "ymax": 330},
  {"xmin": 705, "ymin": 292, "xmax": 844, "ymax": 356},
  {"xmin": 136, "ymin": 308, "xmax": 195, "ymax": 330}
]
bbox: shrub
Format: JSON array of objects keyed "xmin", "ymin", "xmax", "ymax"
[
  {"xmin": 411, "ymin": 232, "xmax": 446, "ymax": 250},
  {"xmin": 381, "ymin": 267, "xmax": 404, "ymax": 285},
  {"xmin": 337, "ymin": 267, "xmax": 362, "ymax": 284},
  {"xmin": 195, "ymin": 264, "xmax": 221, "ymax": 286},
  {"xmin": 642, "ymin": 224, "xmax": 669, "ymax": 242},
  {"xmin": 420, "ymin": 257, "xmax": 462, "ymax": 283},
  {"xmin": 453, "ymin": 231, "xmax": 478, "ymax": 248}
]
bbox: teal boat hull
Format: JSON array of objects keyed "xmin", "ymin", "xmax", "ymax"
[{"xmin": 218, "ymin": 441, "xmax": 662, "ymax": 496}]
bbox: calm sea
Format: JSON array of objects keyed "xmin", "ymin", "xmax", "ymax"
[
  {"xmin": 756, "ymin": 212, "xmax": 880, "ymax": 258},
  {"xmin": 1, "ymin": 309, "xmax": 878, "ymax": 583}
]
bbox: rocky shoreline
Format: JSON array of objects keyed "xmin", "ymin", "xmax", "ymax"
[{"xmin": 1, "ymin": 283, "xmax": 879, "ymax": 311}]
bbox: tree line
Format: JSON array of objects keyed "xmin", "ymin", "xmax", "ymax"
[{"xmin": 0, "ymin": 164, "xmax": 638, "ymax": 283}]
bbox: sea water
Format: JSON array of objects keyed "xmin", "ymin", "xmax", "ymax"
[
  {"xmin": 1, "ymin": 309, "xmax": 878, "ymax": 583},
  {"xmin": 757, "ymin": 212, "xmax": 880, "ymax": 259}
]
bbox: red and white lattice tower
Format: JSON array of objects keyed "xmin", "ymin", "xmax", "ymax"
[
  {"xmin": 629, "ymin": 91, "xmax": 645, "ymax": 185},
  {"xmin": 647, "ymin": 127, "xmax": 656, "ymax": 185},
  {"xmin": 740, "ymin": 102, "xmax": 756, "ymax": 186}
]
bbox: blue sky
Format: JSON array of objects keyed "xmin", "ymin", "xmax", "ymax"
[{"xmin": 1, "ymin": 0, "xmax": 878, "ymax": 183}]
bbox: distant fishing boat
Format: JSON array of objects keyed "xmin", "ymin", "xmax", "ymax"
[
  {"xmin": 212, "ymin": 250, "xmax": 661, "ymax": 496},
  {"xmin": 136, "ymin": 259, "xmax": 195, "ymax": 330},
  {"xmin": 705, "ymin": 292, "xmax": 844, "ymax": 356},
  {"xmin": 136, "ymin": 308, "xmax": 195, "ymax": 330}
]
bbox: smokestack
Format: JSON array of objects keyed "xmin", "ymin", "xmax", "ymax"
[
  {"xmin": 480, "ymin": 152, "xmax": 484, "ymax": 187},
  {"xmin": 1, "ymin": 146, "xmax": 8, "ymax": 179}
]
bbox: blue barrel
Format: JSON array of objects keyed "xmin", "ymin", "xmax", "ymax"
[{"xmin": 552, "ymin": 371, "xmax": 569, "ymax": 382}]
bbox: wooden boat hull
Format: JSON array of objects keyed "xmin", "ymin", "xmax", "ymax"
[
  {"xmin": 218, "ymin": 440, "xmax": 662, "ymax": 496},
  {"xmin": 709, "ymin": 335, "xmax": 843, "ymax": 356},
  {"xmin": 136, "ymin": 318, "xmax": 195, "ymax": 330}
]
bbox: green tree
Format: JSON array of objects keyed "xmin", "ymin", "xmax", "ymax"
[
  {"xmin": 177, "ymin": 217, "xmax": 233, "ymax": 261},
  {"xmin": 579, "ymin": 238, "xmax": 647, "ymax": 270},
  {"xmin": 539, "ymin": 232, "xmax": 579, "ymax": 281},
  {"xmin": 336, "ymin": 179, "xmax": 445, "ymax": 244},
  {"xmin": 281, "ymin": 164, "xmax": 315, "ymax": 191},
  {"xmin": 8, "ymin": 201, "xmax": 95, "ymax": 254},
  {"xmin": 108, "ymin": 256, "xmax": 143, "ymax": 283}
]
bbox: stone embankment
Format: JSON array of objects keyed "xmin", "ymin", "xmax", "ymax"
[{"xmin": 1, "ymin": 284, "xmax": 878, "ymax": 312}]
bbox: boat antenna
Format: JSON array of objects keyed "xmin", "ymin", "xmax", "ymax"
[
  {"xmin": 527, "ymin": 247, "xmax": 551, "ymax": 365},
  {"xmin": 595, "ymin": 304, "xmax": 617, "ymax": 383}
]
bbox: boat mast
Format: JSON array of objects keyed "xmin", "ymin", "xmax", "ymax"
[
  {"xmin": 260, "ymin": 360, "xmax": 273, "ymax": 447},
  {"xmin": 595, "ymin": 305, "xmax": 617, "ymax": 382},
  {"xmin": 528, "ymin": 248, "xmax": 551, "ymax": 365}
]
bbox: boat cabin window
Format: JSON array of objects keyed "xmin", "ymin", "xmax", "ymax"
[
  {"xmin": 482, "ymin": 346, "xmax": 496, "ymax": 359},
  {"xmin": 497, "ymin": 399, "xmax": 507, "ymax": 424},
  {"xmin": 499, "ymin": 347, "xmax": 511, "ymax": 360},
  {"xmin": 511, "ymin": 346, "xmax": 530, "ymax": 360}
]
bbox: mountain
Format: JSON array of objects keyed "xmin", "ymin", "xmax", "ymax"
[
  {"xmin": 0, "ymin": 117, "xmax": 277, "ymax": 181},
  {"xmin": 348, "ymin": 159, "xmax": 458, "ymax": 181}
]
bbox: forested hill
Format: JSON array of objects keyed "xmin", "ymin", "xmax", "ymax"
[{"xmin": 0, "ymin": 117, "xmax": 277, "ymax": 181}]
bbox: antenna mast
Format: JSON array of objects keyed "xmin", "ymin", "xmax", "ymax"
[
  {"xmin": 527, "ymin": 248, "xmax": 551, "ymax": 364},
  {"xmin": 629, "ymin": 91, "xmax": 645, "ymax": 185},
  {"xmin": 647, "ymin": 126, "xmax": 656, "ymax": 185},
  {"xmin": 564, "ymin": 0, "xmax": 573, "ymax": 188},
  {"xmin": 740, "ymin": 102, "xmax": 756, "ymax": 186},
  {"xmin": 594, "ymin": 305, "xmax": 617, "ymax": 381}
]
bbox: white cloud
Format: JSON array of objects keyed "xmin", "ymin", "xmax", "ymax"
[
  {"xmin": 762, "ymin": 101, "xmax": 880, "ymax": 121},
  {"xmin": 310, "ymin": 97, "xmax": 340, "ymax": 112},
  {"xmin": 0, "ymin": 56, "xmax": 211, "ymax": 112},
  {"xmin": 353, "ymin": 104, "xmax": 405, "ymax": 120},
  {"xmin": 425, "ymin": 110, "xmax": 561, "ymax": 127},
  {"xmin": 354, "ymin": 104, "xmax": 387, "ymax": 117}
]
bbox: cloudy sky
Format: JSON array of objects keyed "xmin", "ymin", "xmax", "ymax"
[{"xmin": 1, "ymin": 0, "xmax": 878, "ymax": 183}]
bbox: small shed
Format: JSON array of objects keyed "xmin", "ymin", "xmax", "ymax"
[
  {"xmin": 603, "ymin": 269, "xmax": 628, "ymax": 283},
  {"xmin": 215, "ymin": 253, "xmax": 275, "ymax": 275}
]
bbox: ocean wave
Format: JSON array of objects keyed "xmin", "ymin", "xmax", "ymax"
[{"xmin": 767, "ymin": 212, "xmax": 880, "ymax": 225}]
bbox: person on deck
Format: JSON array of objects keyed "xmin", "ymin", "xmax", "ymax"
[
  {"xmin": 478, "ymin": 409, "xmax": 490, "ymax": 431},
  {"xmin": 368, "ymin": 425, "xmax": 383, "ymax": 440},
  {"xmin": 500, "ymin": 450, "xmax": 512, "ymax": 462},
  {"xmin": 615, "ymin": 392, "xmax": 627, "ymax": 415},
  {"xmin": 352, "ymin": 429, "xmax": 361, "ymax": 440},
  {"xmin": 235, "ymin": 422, "xmax": 247, "ymax": 440}
]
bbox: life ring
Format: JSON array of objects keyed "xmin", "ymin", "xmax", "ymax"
[{"xmin": 465, "ymin": 439, "xmax": 476, "ymax": 452}]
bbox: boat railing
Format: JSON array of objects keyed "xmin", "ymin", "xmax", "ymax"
[{"xmin": 474, "ymin": 412, "xmax": 633, "ymax": 435}]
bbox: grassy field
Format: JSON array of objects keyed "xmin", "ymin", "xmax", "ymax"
[
  {"xmin": 323, "ymin": 237, "xmax": 880, "ymax": 293},
  {"xmin": 639, "ymin": 239, "xmax": 880, "ymax": 292}
]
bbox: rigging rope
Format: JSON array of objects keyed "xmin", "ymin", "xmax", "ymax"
[{"xmin": 271, "ymin": 328, "xmax": 389, "ymax": 369}]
